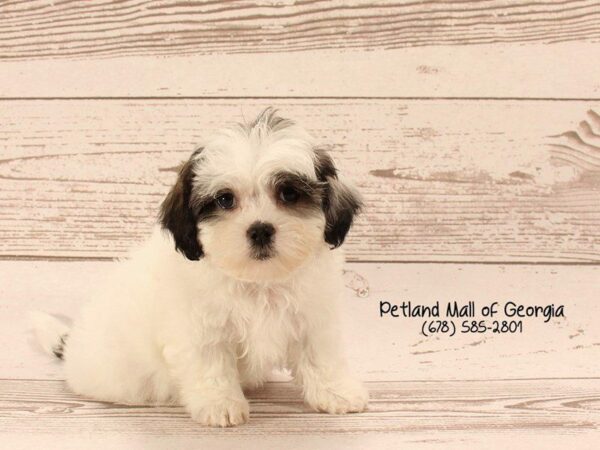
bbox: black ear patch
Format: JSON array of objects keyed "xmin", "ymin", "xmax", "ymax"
[
  {"xmin": 314, "ymin": 149, "xmax": 362, "ymax": 248},
  {"xmin": 159, "ymin": 152, "xmax": 203, "ymax": 261}
]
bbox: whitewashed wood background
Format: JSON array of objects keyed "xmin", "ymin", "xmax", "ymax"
[{"xmin": 1, "ymin": 1, "xmax": 599, "ymax": 449}]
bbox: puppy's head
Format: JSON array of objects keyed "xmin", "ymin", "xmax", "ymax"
[{"xmin": 160, "ymin": 108, "xmax": 361, "ymax": 282}]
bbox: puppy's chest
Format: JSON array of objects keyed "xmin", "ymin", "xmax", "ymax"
[{"xmin": 231, "ymin": 289, "xmax": 300, "ymax": 365}]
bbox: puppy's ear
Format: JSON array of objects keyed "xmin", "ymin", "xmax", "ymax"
[
  {"xmin": 159, "ymin": 151, "xmax": 203, "ymax": 261},
  {"xmin": 314, "ymin": 149, "xmax": 362, "ymax": 249}
]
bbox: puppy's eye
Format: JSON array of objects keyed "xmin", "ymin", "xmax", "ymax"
[
  {"xmin": 279, "ymin": 186, "xmax": 299, "ymax": 204},
  {"xmin": 216, "ymin": 192, "xmax": 235, "ymax": 210}
]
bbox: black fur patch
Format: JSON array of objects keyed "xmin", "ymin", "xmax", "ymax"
[
  {"xmin": 270, "ymin": 171, "xmax": 324, "ymax": 212},
  {"xmin": 314, "ymin": 148, "xmax": 338, "ymax": 181},
  {"xmin": 313, "ymin": 148, "xmax": 362, "ymax": 248},
  {"xmin": 159, "ymin": 152, "xmax": 204, "ymax": 261},
  {"xmin": 52, "ymin": 334, "xmax": 68, "ymax": 360}
]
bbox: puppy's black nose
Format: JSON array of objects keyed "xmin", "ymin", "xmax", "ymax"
[{"xmin": 247, "ymin": 221, "xmax": 275, "ymax": 247}]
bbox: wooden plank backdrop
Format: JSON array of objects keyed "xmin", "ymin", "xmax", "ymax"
[
  {"xmin": 2, "ymin": 43, "xmax": 600, "ymax": 98},
  {"xmin": 1, "ymin": 0, "xmax": 600, "ymax": 448},
  {"xmin": 1, "ymin": 101, "xmax": 599, "ymax": 262},
  {"xmin": 2, "ymin": 0, "xmax": 599, "ymax": 59},
  {"xmin": 2, "ymin": 0, "xmax": 600, "ymax": 98}
]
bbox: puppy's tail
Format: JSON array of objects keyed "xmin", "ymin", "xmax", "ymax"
[{"xmin": 29, "ymin": 311, "xmax": 70, "ymax": 360}]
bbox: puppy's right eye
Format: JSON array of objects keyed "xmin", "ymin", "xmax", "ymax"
[{"xmin": 216, "ymin": 192, "xmax": 235, "ymax": 210}]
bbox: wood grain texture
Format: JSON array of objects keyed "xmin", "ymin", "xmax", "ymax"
[
  {"xmin": 2, "ymin": 2, "xmax": 599, "ymax": 447},
  {"xmin": 3, "ymin": 43, "xmax": 600, "ymax": 99},
  {"xmin": 6, "ymin": 261, "xmax": 599, "ymax": 381},
  {"xmin": 1, "ymin": 100, "xmax": 600, "ymax": 262},
  {"xmin": 2, "ymin": 0, "xmax": 600, "ymax": 60},
  {"xmin": 0, "ymin": 378, "xmax": 598, "ymax": 449}
]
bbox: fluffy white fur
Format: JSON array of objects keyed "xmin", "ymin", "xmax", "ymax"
[{"xmin": 32, "ymin": 109, "xmax": 368, "ymax": 427}]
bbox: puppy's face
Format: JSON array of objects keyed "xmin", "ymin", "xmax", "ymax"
[{"xmin": 160, "ymin": 109, "xmax": 361, "ymax": 283}]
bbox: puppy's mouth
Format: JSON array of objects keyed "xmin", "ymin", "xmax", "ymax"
[{"xmin": 249, "ymin": 245, "xmax": 275, "ymax": 261}]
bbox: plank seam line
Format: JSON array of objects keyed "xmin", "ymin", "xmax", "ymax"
[
  {"xmin": 348, "ymin": 260, "xmax": 600, "ymax": 266},
  {"xmin": 3, "ymin": 377, "xmax": 600, "ymax": 383},
  {"xmin": 2, "ymin": 256, "xmax": 599, "ymax": 266},
  {"xmin": 1, "ymin": 96, "xmax": 600, "ymax": 102}
]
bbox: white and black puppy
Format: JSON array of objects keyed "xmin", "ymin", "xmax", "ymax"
[{"xmin": 31, "ymin": 108, "xmax": 368, "ymax": 427}]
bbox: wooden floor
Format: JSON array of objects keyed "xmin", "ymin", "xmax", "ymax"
[
  {"xmin": 2, "ymin": 378, "xmax": 599, "ymax": 449},
  {"xmin": 3, "ymin": 262, "xmax": 599, "ymax": 448},
  {"xmin": 1, "ymin": 1, "xmax": 600, "ymax": 448}
]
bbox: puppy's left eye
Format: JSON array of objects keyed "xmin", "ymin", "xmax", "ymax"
[{"xmin": 279, "ymin": 186, "xmax": 299, "ymax": 204}]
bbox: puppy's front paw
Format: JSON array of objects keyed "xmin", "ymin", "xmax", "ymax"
[
  {"xmin": 305, "ymin": 377, "xmax": 369, "ymax": 414},
  {"xmin": 190, "ymin": 397, "xmax": 249, "ymax": 427}
]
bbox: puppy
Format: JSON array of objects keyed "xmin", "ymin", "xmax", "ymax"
[{"xmin": 31, "ymin": 108, "xmax": 368, "ymax": 427}]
